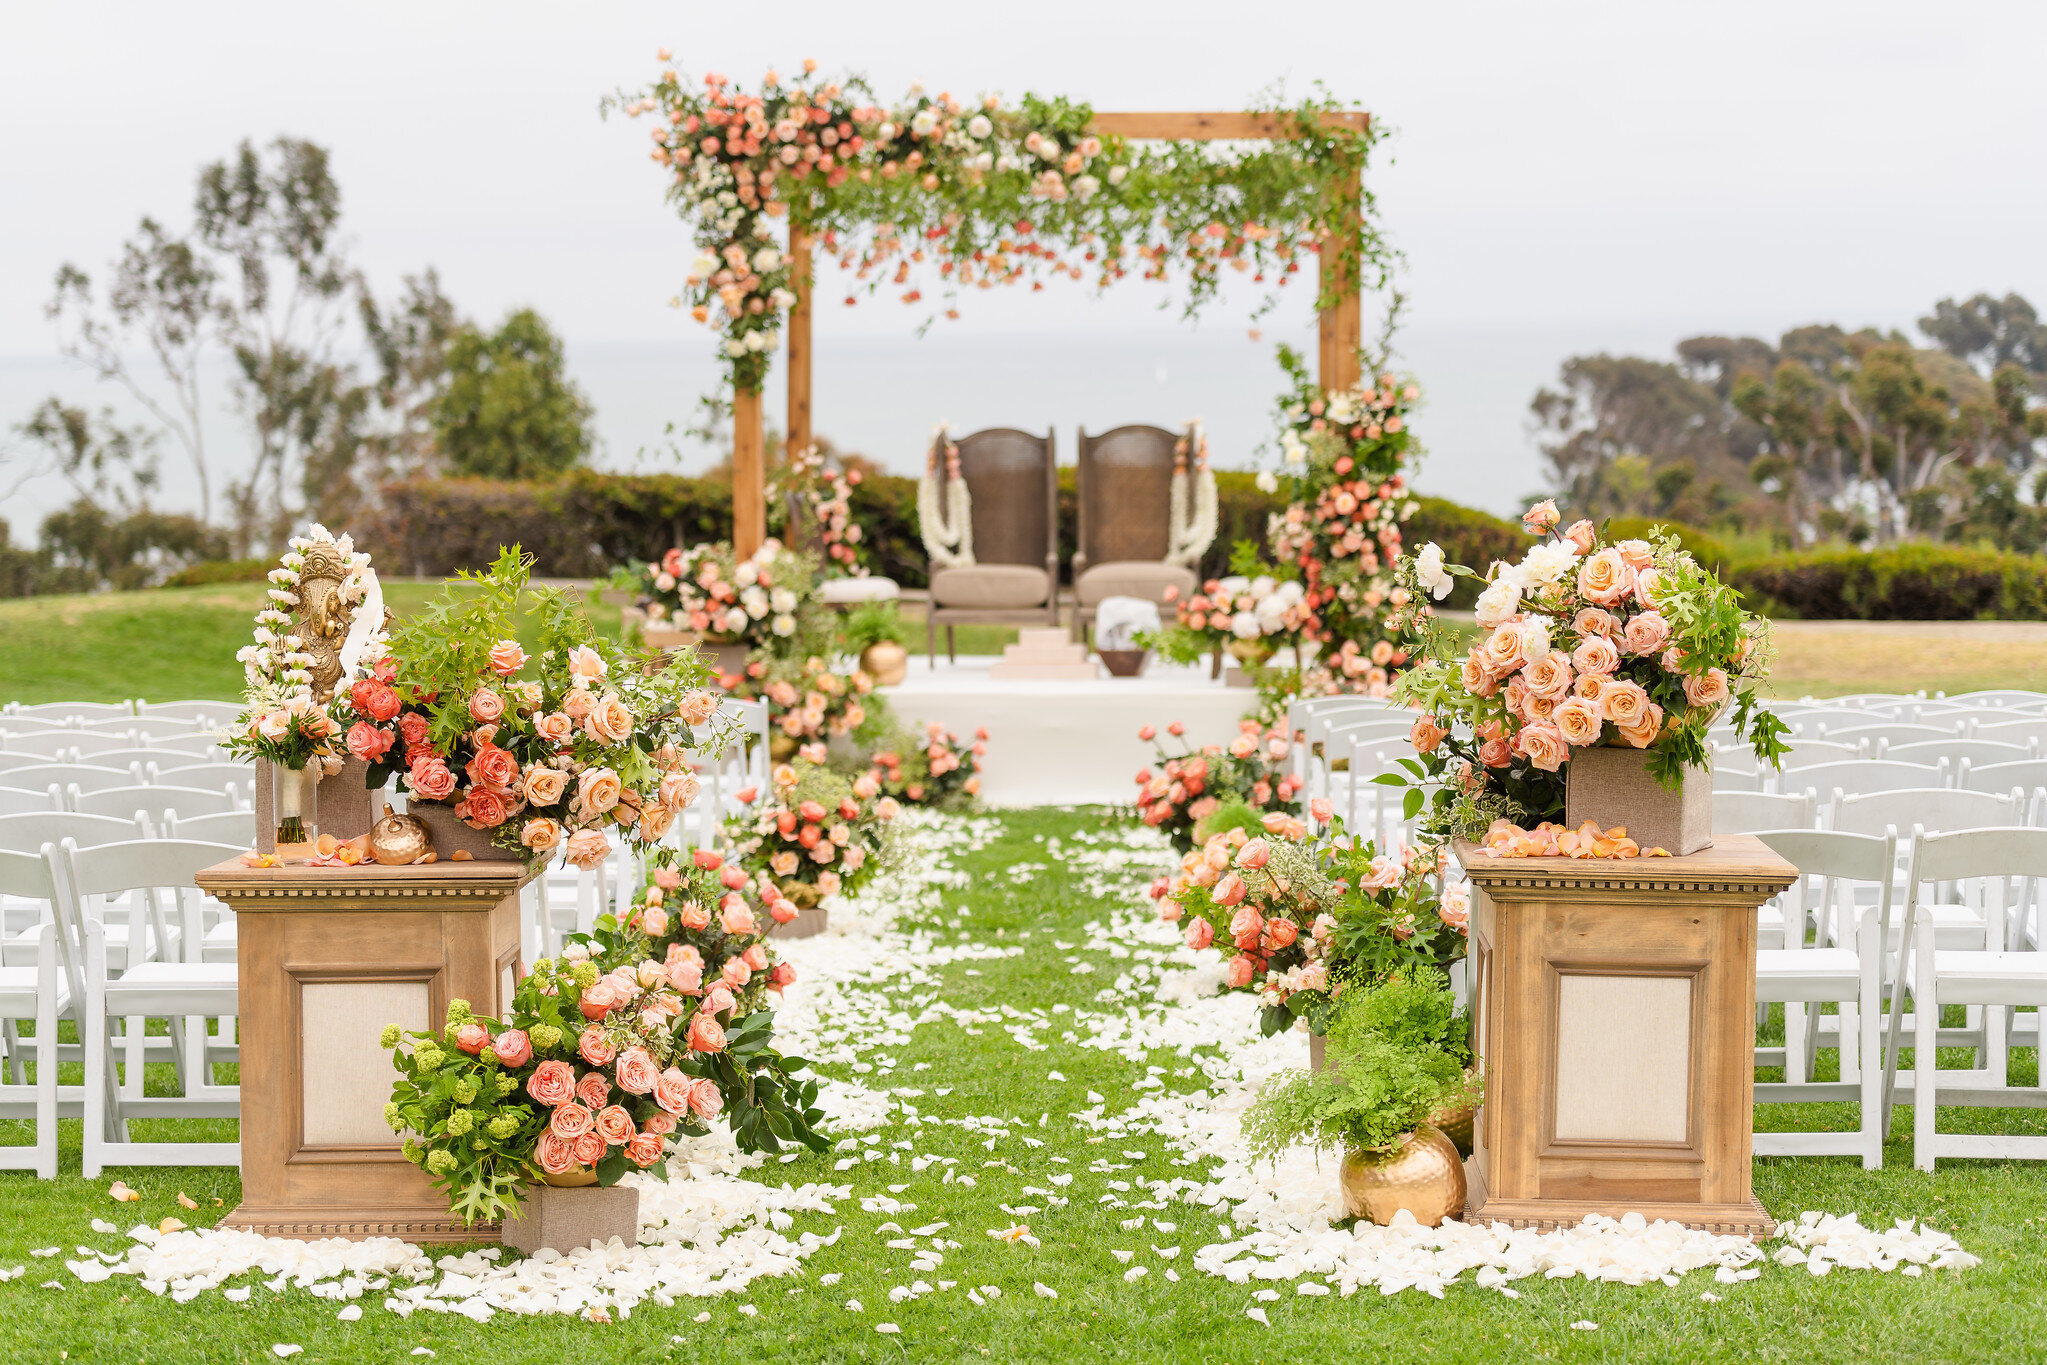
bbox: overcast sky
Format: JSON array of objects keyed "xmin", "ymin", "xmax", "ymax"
[{"xmin": 4, "ymin": 0, "xmax": 2044, "ymax": 518}]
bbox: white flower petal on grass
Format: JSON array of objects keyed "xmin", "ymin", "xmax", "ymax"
[
  {"xmin": 224, "ymin": 1287, "xmax": 251, "ymax": 1303},
  {"xmin": 1571, "ymin": 1321, "xmax": 1598, "ymax": 1331},
  {"xmin": 819, "ymin": 1273, "xmax": 842, "ymax": 1286},
  {"xmin": 1245, "ymin": 1307, "xmax": 1269, "ymax": 1325},
  {"xmin": 845, "ymin": 1299, "xmax": 863, "ymax": 1312},
  {"xmin": 336, "ymin": 1304, "xmax": 361, "ymax": 1322},
  {"xmin": 272, "ymin": 1349, "xmax": 304, "ymax": 1360},
  {"xmin": 1252, "ymin": 1288, "xmax": 1279, "ymax": 1302},
  {"xmin": 1297, "ymin": 1282, "xmax": 1329, "ymax": 1296},
  {"xmin": 1124, "ymin": 1267, "xmax": 1147, "ymax": 1282},
  {"xmin": 1111, "ymin": 1250, "xmax": 1133, "ymax": 1264},
  {"xmin": 877, "ymin": 1323, "xmax": 901, "ymax": 1335},
  {"xmin": 1701, "ymin": 1292, "xmax": 1721, "ymax": 1302},
  {"xmin": 410, "ymin": 1352, "xmax": 436, "ymax": 1359},
  {"xmin": 1033, "ymin": 1281, "xmax": 1058, "ymax": 1299}
]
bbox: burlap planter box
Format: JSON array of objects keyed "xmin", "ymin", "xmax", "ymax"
[
  {"xmin": 1563, "ymin": 746, "xmax": 1712, "ymax": 855},
  {"xmin": 500, "ymin": 1182, "xmax": 640, "ymax": 1256},
  {"xmin": 769, "ymin": 906, "xmax": 830, "ymax": 940},
  {"xmin": 410, "ymin": 800, "xmax": 526, "ymax": 862}
]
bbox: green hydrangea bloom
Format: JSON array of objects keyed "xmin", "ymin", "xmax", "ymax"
[
  {"xmin": 494, "ymin": 1072, "xmax": 519, "ymax": 1097},
  {"xmin": 413, "ymin": 1046, "xmax": 446, "ymax": 1073},
  {"xmin": 487, "ymin": 1114, "xmax": 520, "ymax": 1140},
  {"xmin": 529, "ymin": 1024, "xmax": 563, "ymax": 1052},
  {"xmin": 445, "ymin": 998, "xmax": 472, "ymax": 1028},
  {"xmin": 454, "ymin": 1077, "xmax": 479, "ymax": 1105},
  {"xmin": 570, "ymin": 961, "xmax": 600, "ymax": 988},
  {"xmin": 383, "ymin": 1101, "xmax": 404, "ymax": 1133},
  {"xmin": 402, "ymin": 1138, "xmax": 424, "ymax": 1166},
  {"xmin": 379, "ymin": 1023, "xmax": 402, "ymax": 1049},
  {"xmin": 425, "ymin": 1148, "xmax": 458, "ymax": 1175},
  {"xmin": 445, "ymin": 1109, "xmax": 476, "ymax": 1136}
]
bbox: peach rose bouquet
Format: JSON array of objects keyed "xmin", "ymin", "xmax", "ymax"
[
  {"xmin": 727, "ymin": 759, "xmax": 899, "ymax": 908},
  {"xmin": 1154, "ymin": 804, "xmax": 1464, "ymax": 1039},
  {"xmin": 1133, "ymin": 717, "xmax": 1303, "ymax": 854},
  {"xmin": 868, "ymin": 720, "xmax": 986, "ymax": 811},
  {"xmin": 341, "ymin": 547, "xmax": 733, "ymax": 861},
  {"xmin": 1384, "ymin": 509, "xmax": 1789, "ymax": 839},
  {"xmin": 622, "ymin": 537, "xmax": 827, "ymax": 668}
]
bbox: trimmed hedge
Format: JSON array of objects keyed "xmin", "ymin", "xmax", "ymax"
[{"xmin": 1732, "ymin": 543, "xmax": 2047, "ymax": 620}]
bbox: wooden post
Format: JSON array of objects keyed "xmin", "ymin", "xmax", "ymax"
[
  {"xmin": 1316, "ymin": 164, "xmax": 1363, "ymax": 395},
  {"xmin": 787, "ymin": 226, "xmax": 813, "ymax": 462},
  {"xmin": 733, "ymin": 386, "xmax": 766, "ymax": 558}
]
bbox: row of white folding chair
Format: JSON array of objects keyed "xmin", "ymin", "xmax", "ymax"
[
  {"xmin": 0, "ymin": 760, "xmax": 252, "ymax": 798},
  {"xmin": 1284, "ymin": 697, "xmax": 1408, "ymax": 802},
  {"xmin": 0, "ymin": 848, "xmax": 72, "ymax": 1176},
  {"xmin": 2, "ymin": 700, "xmax": 138, "ymax": 721},
  {"xmin": 0, "ymin": 783, "xmax": 245, "ymax": 820},
  {"xmin": 0, "ymin": 734, "xmax": 227, "ymax": 765}
]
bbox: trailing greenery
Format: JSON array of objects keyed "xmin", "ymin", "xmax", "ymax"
[
  {"xmin": 837, "ymin": 600, "xmax": 907, "ymax": 653},
  {"xmin": 1242, "ymin": 1035, "xmax": 1459, "ymax": 1159}
]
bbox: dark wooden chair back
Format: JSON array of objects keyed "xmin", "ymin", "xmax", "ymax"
[
  {"xmin": 1075, "ymin": 424, "xmax": 1180, "ymax": 573},
  {"xmin": 938, "ymin": 428, "xmax": 1057, "ymax": 568}
]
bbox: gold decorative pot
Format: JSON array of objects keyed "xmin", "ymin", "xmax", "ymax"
[
  {"xmin": 769, "ymin": 733, "xmax": 800, "ymax": 763},
  {"xmin": 542, "ymin": 1166, "xmax": 599, "ymax": 1188},
  {"xmin": 1427, "ymin": 1092, "xmax": 1478, "ymax": 1160},
  {"xmin": 1339, "ymin": 1125, "xmax": 1466, "ymax": 1227},
  {"xmin": 368, "ymin": 809, "xmax": 432, "ymax": 865},
  {"xmin": 859, "ymin": 640, "xmax": 909, "ymax": 687},
  {"xmin": 781, "ymin": 878, "xmax": 822, "ymax": 909}
]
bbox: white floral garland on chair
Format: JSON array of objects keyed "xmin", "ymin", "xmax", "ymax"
[
  {"xmin": 1167, "ymin": 421, "xmax": 1219, "ymax": 567},
  {"xmin": 917, "ymin": 426, "xmax": 975, "ymax": 569}
]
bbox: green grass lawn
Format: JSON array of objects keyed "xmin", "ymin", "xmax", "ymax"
[
  {"xmin": 1, "ymin": 809, "xmax": 2043, "ymax": 1363},
  {"xmin": 0, "ymin": 585, "xmax": 1024, "ymax": 705}
]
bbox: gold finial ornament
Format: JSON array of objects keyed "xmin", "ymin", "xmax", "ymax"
[{"xmin": 369, "ymin": 806, "xmax": 433, "ymax": 865}]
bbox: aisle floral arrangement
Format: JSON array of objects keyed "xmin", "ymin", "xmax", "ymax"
[
  {"xmin": 1153, "ymin": 805, "xmax": 1467, "ymax": 1038},
  {"xmin": 721, "ymin": 654, "xmax": 874, "ymax": 760},
  {"xmin": 339, "ymin": 548, "xmax": 730, "ymax": 864},
  {"xmin": 768, "ymin": 444, "xmax": 871, "ymax": 576},
  {"xmin": 1132, "ymin": 718, "xmax": 1303, "ymax": 853},
  {"xmin": 729, "ymin": 759, "xmax": 900, "ymax": 907},
  {"xmin": 1388, "ymin": 506, "xmax": 1789, "ymax": 840},
  {"xmin": 869, "ymin": 722, "xmax": 985, "ymax": 809},
  {"xmin": 383, "ymin": 850, "xmax": 822, "ymax": 1226},
  {"xmin": 1146, "ymin": 568, "xmax": 1311, "ymax": 670},
  {"xmin": 625, "ymin": 538, "xmax": 826, "ymax": 657}
]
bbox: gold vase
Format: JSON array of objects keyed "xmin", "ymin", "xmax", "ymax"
[
  {"xmin": 542, "ymin": 1166, "xmax": 598, "ymax": 1188},
  {"xmin": 769, "ymin": 733, "xmax": 799, "ymax": 763},
  {"xmin": 859, "ymin": 640, "xmax": 909, "ymax": 687},
  {"xmin": 1427, "ymin": 1094, "xmax": 1478, "ymax": 1160},
  {"xmin": 1339, "ymin": 1125, "xmax": 1466, "ymax": 1227}
]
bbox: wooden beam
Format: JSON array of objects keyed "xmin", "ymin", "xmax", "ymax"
[
  {"xmin": 1087, "ymin": 110, "xmax": 1369, "ymax": 141},
  {"xmin": 786, "ymin": 228, "xmax": 813, "ymax": 462},
  {"xmin": 1317, "ymin": 162, "xmax": 1363, "ymax": 394},
  {"xmin": 732, "ymin": 387, "xmax": 766, "ymax": 558}
]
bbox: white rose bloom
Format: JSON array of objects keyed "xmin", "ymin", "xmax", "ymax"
[
  {"xmin": 1250, "ymin": 576, "xmax": 1276, "ymax": 599},
  {"xmin": 743, "ymin": 330, "xmax": 769, "ymax": 352},
  {"xmin": 742, "ymin": 586, "xmax": 769, "ymax": 618},
  {"xmin": 688, "ymin": 251, "xmax": 718, "ymax": 282},
  {"xmin": 736, "ymin": 561, "xmax": 759, "ymax": 587},
  {"xmin": 1218, "ymin": 575, "xmax": 1251, "ymax": 596},
  {"xmin": 1518, "ymin": 615, "xmax": 1553, "ymax": 660},
  {"xmin": 968, "ymin": 114, "xmax": 992, "ymax": 139},
  {"xmin": 1515, "ymin": 539, "xmax": 1581, "ymax": 593},
  {"xmin": 654, "ymin": 571, "xmax": 676, "ymax": 591},
  {"xmin": 723, "ymin": 607, "xmax": 749, "ymax": 634},
  {"xmin": 751, "ymin": 247, "xmax": 781, "ymax": 273},
  {"xmin": 1072, "ymin": 174, "xmax": 1099, "ymax": 199},
  {"xmin": 1230, "ymin": 611, "xmax": 1262, "ymax": 640},
  {"xmin": 911, "ymin": 108, "xmax": 937, "ymax": 135},
  {"xmin": 878, "ymin": 121, "xmax": 896, "ymax": 141},
  {"xmin": 772, "ymin": 613, "xmax": 796, "ymax": 636},
  {"xmin": 1472, "ymin": 577, "xmax": 1524, "ymax": 629},
  {"xmin": 1107, "ymin": 164, "xmax": 1128, "ymax": 185},
  {"xmin": 1255, "ymin": 469, "xmax": 1279, "ymax": 494},
  {"xmin": 1414, "ymin": 542, "xmax": 1453, "ymax": 600},
  {"xmin": 1281, "ymin": 430, "xmax": 1309, "ymax": 468},
  {"xmin": 770, "ymin": 588, "xmax": 797, "ymax": 613},
  {"xmin": 724, "ymin": 339, "xmax": 747, "ymax": 357}
]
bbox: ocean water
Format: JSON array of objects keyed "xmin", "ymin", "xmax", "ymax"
[{"xmin": 0, "ymin": 320, "xmax": 1694, "ymax": 534}]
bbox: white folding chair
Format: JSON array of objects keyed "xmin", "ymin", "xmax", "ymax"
[
  {"xmin": 0, "ymin": 786, "xmax": 62, "ymax": 817},
  {"xmin": 1944, "ymin": 690, "xmax": 2047, "ymax": 708},
  {"xmin": 0, "ymin": 751, "xmax": 71, "ymax": 773},
  {"xmin": 1715, "ymin": 789, "xmax": 1816, "ymax": 835},
  {"xmin": 144, "ymin": 761, "xmax": 255, "ymax": 796},
  {"xmin": 0, "ymin": 848, "xmax": 71, "ymax": 1177},
  {"xmin": 1287, "ymin": 695, "xmax": 1402, "ymax": 789},
  {"xmin": 1959, "ymin": 759, "xmax": 2047, "ymax": 796},
  {"xmin": 133, "ymin": 700, "xmax": 240, "ymax": 728},
  {"xmin": 12, "ymin": 764, "xmax": 141, "ymax": 804},
  {"xmin": 52, "ymin": 838, "xmax": 242, "ymax": 1176},
  {"xmin": 1884, "ymin": 739, "xmax": 2030, "ymax": 770},
  {"xmin": 76, "ymin": 715, "xmax": 199, "ymax": 735},
  {"xmin": 163, "ymin": 809, "xmax": 257, "ymax": 847},
  {"xmin": 1802, "ymin": 760, "xmax": 1949, "ymax": 805},
  {"xmin": 1819, "ymin": 722, "xmax": 1964, "ymax": 749},
  {"xmin": 1905, "ymin": 827, "xmax": 2047, "ymax": 1170},
  {"xmin": 1752, "ymin": 828, "xmax": 1891, "ymax": 1168},
  {"xmin": 1778, "ymin": 740, "xmax": 1869, "ymax": 770},
  {"xmin": 1, "ymin": 734, "xmax": 89, "ymax": 761},
  {"xmin": 5, "ymin": 701, "xmax": 134, "ymax": 722},
  {"xmin": 1321, "ymin": 716, "xmax": 1419, "ymax": 808},
  {"xmin": 1971, "ymin": 720, "xmax": 2047, "ymax": 752},
  {"xmin": 72, "ymin": 784, "xmax": 242, "ymax": 822},
  {"xmin": 139, "ymin": 733, "xmax": 228, "ymax": 759}
]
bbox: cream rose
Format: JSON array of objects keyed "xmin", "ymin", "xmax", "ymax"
[
  {"xmin": 1683, "ymin": 666, "xmax": 1731, "ymax": 712},
  {"xmin": 1601, "ymin": 678, "xmax": 1652, "ymax": 728},
  {"xmin": 1623, "ymin": 611, "xmax": 1671, "ymax": 656},
  {"xmin": 1524, "ymin": 649, "xmax": 1574, "ymax": 701},
  {"xmin": 1473, "ymin": 575, "xmax": 1524, "ymax": 629},
  {"xmin": 1576, "ymin": 547, "xmax": 1634, "ymax": 607},
  {"xmin": 1573, "ymin": 607, "xmax": 1619, "ymax": 638},
  {"xmin": 584, "ymin": 692, "xmax": 635, "ymax": 745},
  {"xmin": 524, "ymin": 764, "xmax": 570, "ymax": 807},
  {"xmin": 520, "ymin": 817, "xmax": 562, "ymax": 852},
  {"xmin": 1552, "ymin": 696, "xmax": 1604, "ymax": 746},
  {"xmin": 1480, "ymin": 622, "xmax": 1529, "ymax": 676},
  {"xmin": 1572, "ymin": 634, "xmax": 1621, "ymax": 676}
]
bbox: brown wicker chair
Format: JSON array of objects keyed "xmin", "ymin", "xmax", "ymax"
[
  {"xmin": 1071, "ymin": 424, "xmax": 1201, "ymax": 643},
  {"xmin": 925, "ymin": 427, "xmax": 1060, "ymax": 664}
]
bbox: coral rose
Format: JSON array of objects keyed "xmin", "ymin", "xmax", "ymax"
[
  {"xmin": 687, "ymin": 1076, "xmax": 723, "ymax": 1118},
  {"xmin": 686, "ymin": 1011, "xmax": 726, "ymax": 1053},
  {"xmin": 466, "ymin": 743, "xmax": 518, "ymax": 791},
  {"xmin": 626, "ymin": 1132, "xmax": 665, "ymax": 1167},
  {"xmin": 572, "ymin": 1131, "xmax": 606, "ymax": 1166},
  {"xmin": 488, "ymin": 640, "xmax": 527, "ymax": 677},
  {"xmin": 1553, "ymin": 697, "xmax": 1605, "ymax": 747},
  {"xmin": 1213, "ymin": 871, "xmax": 1248, "ymax": 907},
  {"xmin": 576, "ymin": 1071, "xmax": 610, "ymax": 1110},
  {"xmin": 534, "ymin": 712, "xmax": 575, "ymax": 746},
  {"xmin": 666, "ymin": 944, "xmax": 704, "ymax": 993},
  {"xmin": 577, "ymin": 980, "xmax": 619, "ymax": 1021},
  {"xmin": 1264, "ymin": 917, "xmax": 1299, "ymax": 949},
  {"xmin": 1683, "ymin": 666, "xmax": 1731, "ymax": 712},
  {"xmin": 346, "ymin": 721, "xmax": 394, "ymax": 764},
  {"xmin": 520, "ymin": 817, "xmax": 563, "ymax": 853},
  {"xmin": 1572, "ymin": 635, "xmax": 1621, "ymax": 676},
  {"xmin": 584, "ymin": 692, "xmax": 635, "ymax": 744},
  {"xmin": 1602, "ymin": 678, "xmax": 1653, "ymax": 727},
  {"xmin": 1524, "ymin": 650, "xmax": 1574, "ymax": 701},
  {"xmin": 459, "ymin": 787, "xmax": 510, "ymax": 831},
  {"xmin": 565, "ymin": 828, "xmax": 611, "ymax": 870},
  {"xmin": 468, "ymin": 687, "xmax": 505, "ymax": 724},
  {"xmin": 408, "ymin": 755, "xmax": 457, "ymax": 802},
  {"xmin": 577, "ymin": 1026, "xmax": 618, "ymax": 1068},
  {"xmin": 492, "ymin": 1028, "xmax": 532, "ymax": 1068},
  {"xmin": 653, "ymin": 1066, "xmax": 691, "ymax": 1115},
  {"xmin": 351, "ymin": 680, "xmax": 402, "ymax": 724},
  {"xmin": 595, "ymin": 1104, "xmax": 636, "ymax": 1145},
  {"xmin": 1410, "ymin": 715, "xmax": 1448, "ymax": 754},
  {"xmin": 1516, "ymin": 720, "xmax": 1569, "ymax": 771},
  {"xmin": 1185, "ymin": 917, "xmax": 1215, "ymax": 951},
  {"xmin": 1576, "ymin": 547, "xmax": 1634, "ymax": 607},
  {"xmin": 1623, "ymin": 610, "xmax": 1671, "ymax": 656},
  {"xmin": 535, "ymin": 1131, "xmax": 578, "ymax": 1175},
  {"xmin": 721, "ymin": 956, "xmax": 752, "ymax": 988},
  {"xmin": 577, "ymin": 767, "xmax": 623, "ymax": 815},
  {"xmin": 527, "ymin": 1059, "xmax": 576, "ymax": 1107},
  {"xmin": 615, "ymin": 1046, "xmax": 658, "ymax": 1095},
  {"xmin": 547, "ymin": 1105, "xmax": 591, "ymax": 1145},
  {"xmin": 1478, "ymin": 736, "xmax": 1513, "ymax": 768},
  {"xmin": 454, "ymin": 1023, "xmax": 489, "ymax": 1055},
  {"xmin": 1224, "ymin": 955, "xmax": 1257, "ymax": 989},
  {"xmin": 1229, "ymin": 904, "xmax": 1265, "ymax": 950}
]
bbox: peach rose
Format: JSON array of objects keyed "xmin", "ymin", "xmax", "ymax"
[
  {"xmin": 535, "ymin": 1130, "xmax": 578, "ymax": 1175},
  {"xmin": 1616, "ymin": 700, "xmax": 1665, "ymax": 748},
  {"xmin": 653, "ymin": 1066, "xmax": 692, "ymax": 1115},
  {"xmin": 576, "ymin": 979, "xmax": 618, "ymax": 1021},
  {"xmin": 566, "ymin": 827, "xmax": 611, "ymax": 870},
  {"xmin": 520, "ymin": 817, "xmax": 562, "ymax": 853},
  {"xmin": 1213, "ymin": 871, "xmax": 1248, "ymax": 907},
  {"xmin": 1522, "ymin": 498, "xmax": 1560, "ymax": 532},
  {"xmin": 1683, "ymin": 666, "xmax": 1731, "ymax": 712},
  {"xmin": 1572, "ymin": 634, "xmax": 1621, "ymax": 676},
  {"xmin": 576, "ymin": 1070, "xmax": 610, "ymax": 1110},
  {"xmin": 454, "ymin": 1023, "xmax": 489, "ymax": 1054},
  {"xmin": 1480, "ymin": 622, "xmax": 1529, "ymax": 676},
  {"xmin": 702, "ymin": 982, "xmax": 736, "ymax": 1017},
  {"xmin": 615, "ymin": 1046, "xmax": 658, "ymax": 1095},
  {"xmin": 1615, "ymin": 538, "xmax": 1654, "ymax": 570},
  {"xmin": 687, "ymin": 1076, "xmax": 724, "ymax": 1119},
  {"xmin": 493, "ymin": 1028, "xmax": 532, "ymax": 1068},
  {"xmin": 1460, "ymin": 651, "xmax": 1500, "ymax": 698},
  {"xmin": 562, "ymin": 688, "xmax": 597, "ymax": 722},
  {"xmin": 1623, "ymin": 611, "xmax": 1671, "ymax": 656},
  {"xmin": 584, "ymin": 692, "xmax": 635, "ymax": 744},
  {"xmin": 719, "ymin": 902, "xmax": 757, "ymax": 936},
  {"xmin": 567, "ymin": 645, "xmax": 607, "ymax": 686},
  {"xmin": 595, "ymin": 1104, "xmax": 636, "ymax": 1145},
  {"xmin": 1601, "ymin": 678, "xmax": 1652, "ymax": 728},
  {"xmin": 577, "ymin": 1025, "xmax": 617, "ymax": 1067},
  {"xmin": 1410, "ymin": 715, "xmax": 1448, "ymax": 754},
  {"xmin": 1224, "ymin": 956, "xmax": 1257, "ymax": 989},
  {"xmin": 638, "ymin": 804, "xmax": 675, "ymax": 842},
  {"xmin": 686, "ymin": 1011, "xmax": 726, "ymax": 1053},
  {"xmin": 518, "ymin": 765, "xmax": 566, "ymax": 808},
  {"xmin": 1515, "ymin": 720, "xmax": 1569, "ymax": 772},
  {"xmin": 659, "ymin": 770, "xmax": 701, "ymax": 809},
  {"xmin": 528, "ymin": 1059, "xmax": 576, "ymax": 1107},
  {"xmin": 1632, "ymin": 565, "xmax": 1663, "ymax": 608},
  {"xmin": 1572, "ymin": 672, "xmax": 1609, "ymax": 705},
  {"xmin": 1573, "ymin": 607, "xmax": 1618, "ymax": 638},
  {"xmin": 1524, "ymin": 650, "xmax": 1574, "ymax": 701},
  {"xmin": 1478, "ymin": 736, "xmax": 1513, "ymax": 768},
  {"xmin": 1185, "ymin": 918, "xmax": 1214, "ymax": 950},
  {"xmin": 572, "ymin": 1131, "xmax": 606, "ymax": 1165},
  {"xmin": 408, "ymin": 755, "xmax": 457, "ymax": 802},
  {"xmin": 679, "ymin": 689, "xmax": 721, "ymax": 726},
  {"xmin": 1236, "ymin": 837, "xmax": 1270, "ymax": 870},
  {"xmin": 1562, "ymin": 519, "xmax": 1597, "ymax": 554},
  {"xmin": 468, "ymin": 687, "xmax": 505, "ymax": 724},
  {"xmin": 678, "ymin": 899, "xmax": 711, "ymax": 931},
  {"xmin": 1552, "ymin": 697, "xmax": 1604, "ymax": 746},
  {"xmin": 459, "ymin": 787, "xmax": 509, "ymax": 831},
  {"xmin": 488, "ymin": 639, "xmax": 528, "ymax": 677},
  {"xmin": 1576, "ymin": 547, "xmax": 1634, "ymax": 606},
  {"xmin": 575, "ymin": 767, "xmax": 622, "ymax": 816},
  {"xmin": 534, "ymin": 712, "xmax": 574, "ymax": 746}
]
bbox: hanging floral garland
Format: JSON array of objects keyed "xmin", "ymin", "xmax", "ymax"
[
  {"xmin": 916, "ymin": 426, "xmax": 974, "ymax": 569},
  {"xmin": 608, "ymin": 58, "xmax": 1388, "ymax": 394},
  {"xmin": 1167, "ymin": 421, "xmax": 1219, "ymax": 567}
]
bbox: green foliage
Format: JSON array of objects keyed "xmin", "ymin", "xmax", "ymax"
[
  {"xmin": 838, "ymin": 600, "xmax": 907, "ymax": 653},
  {"xmin": 1733, "ymin": 542, "xmax": 2047, "ymax": 620},
  {"xmin": 1242, "ymin": 1035, "xmax": 1459, "ymax": 1160},
  {"xmin": 430, "ymin": 309, "xmax": 593, "ymax": 480},
  {"xmin": 1327, "ymin": 966, "xmax": 1471, "ymax": 1069},
  {"xmin": 1191, "ymin": 797, "xmax": 1265, "ymax": 845},
  {"xmin": 27, "ymin": 502, "xmax": 228, "ymax": 594}
]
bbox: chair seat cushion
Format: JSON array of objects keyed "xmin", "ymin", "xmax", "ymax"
[
  {"xmin": 819, "ymin": 577, "xmax": 901, "ymax": 605},
  {"xmin": 1755, "ymin": 947, "xmax": 1862, "ymax": 998},
  {"xmin": 1076, "ymin": 561, "xmax": 1198, "ymax": 608},
  {"xmin": 930, "ymin": 565, "xmax": 1050, "ymax": 610},
  {"xmin": 103, "ymin": 962, "xmax": 238, "ymax": 1015}
]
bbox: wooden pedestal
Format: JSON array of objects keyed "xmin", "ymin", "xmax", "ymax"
[
  {"xmin": 194, "ymin": 858, "xmax": 538, "ymax": 1242},
  {"xmin": 1455, "ymin": 835, "xmax": 1795, "ymax": 1236}
]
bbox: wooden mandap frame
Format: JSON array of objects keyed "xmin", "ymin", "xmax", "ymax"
[{"xmin": 727, "ymin": 109, "xmax": 1371, "ymax": 558}]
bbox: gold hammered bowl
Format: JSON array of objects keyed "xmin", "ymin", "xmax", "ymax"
[{"xmin": 1339, "ymin": 1125, "xmax": 1467, "ymax": 1228}]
